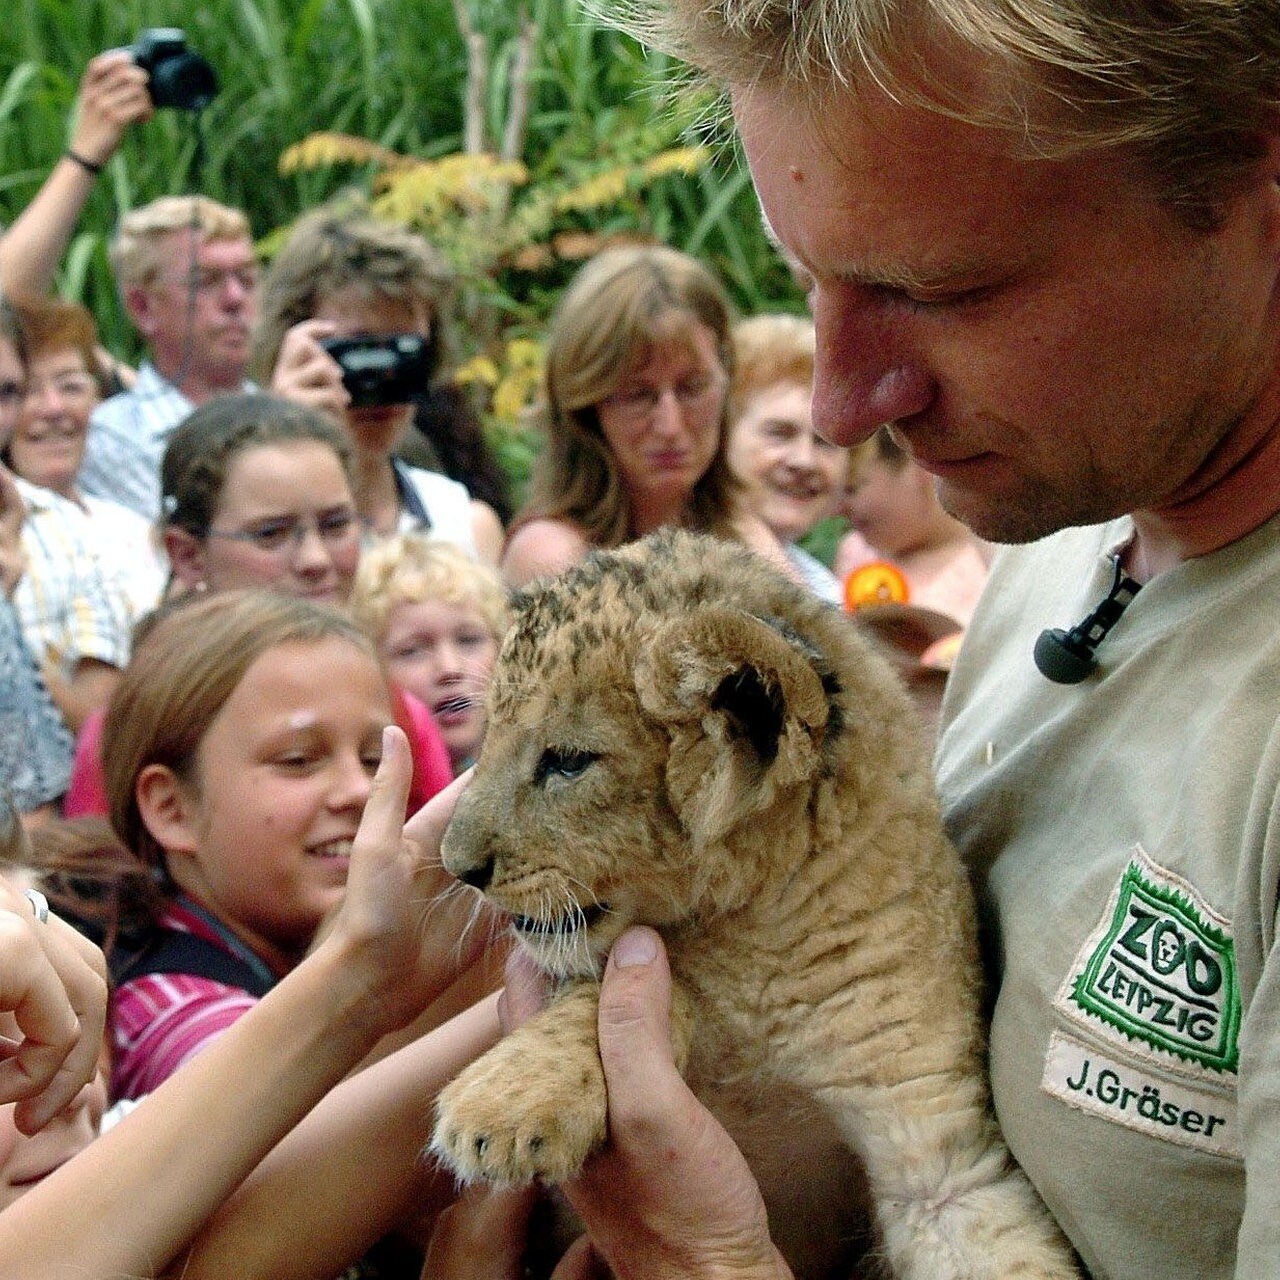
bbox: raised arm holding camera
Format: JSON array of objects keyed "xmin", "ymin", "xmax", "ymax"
[
  {"xmin": 0, "ymin": 52, "xmax": 152, "ymax": 303},
  {"xmin": 251, "ymin": 206, "xmax": 505, "ymax": 564},
  {"xmin": 0, "ymin": 29, "xmax": 217, "ymax": 308}
]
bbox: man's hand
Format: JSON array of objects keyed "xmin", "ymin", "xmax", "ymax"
[
  {"xmin": 69, "ymin": 51, "xmax": 154, "ymax": 168},
  {"xmin": 497, "ymin": 927, "xmax": 793, "ymax": 1280},
  {"xmin": 563, "ymin": 928, "xmax": 791, "ymax": 1280}
]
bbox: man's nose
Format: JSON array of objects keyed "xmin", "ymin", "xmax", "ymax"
[
  {"xmin": 810, "ymin": 298, "xmax": 935, "ymax": 447},
  {"xmin": 221, "ymin": 274, "xmax": 252, "ymax": 306}
]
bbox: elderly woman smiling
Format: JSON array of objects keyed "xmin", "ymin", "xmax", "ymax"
[
  {"xmin": 725, "ymin": 313, "xmax": 848, "ymax": 602},
  {"xmin": 7, "ymin": 295, "xmax": 164, "ymax": 616}
]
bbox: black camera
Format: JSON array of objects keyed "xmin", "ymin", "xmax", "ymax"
[
  {"xmin": 130, "ymin": 29, "xmax": 219, "ymax": 112},
  {"xmin": 321, "ymin": 334, "xmax": 432, "ymax": 408}
]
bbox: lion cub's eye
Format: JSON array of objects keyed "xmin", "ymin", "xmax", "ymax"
[{"xmin": 533, "ymin": 747, "xmax": 599, "ymax": 785}]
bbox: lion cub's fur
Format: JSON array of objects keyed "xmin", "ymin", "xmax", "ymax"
[{"xmin": 433, "ymin": 530, "xmax": 1077, "ymax": 1280}]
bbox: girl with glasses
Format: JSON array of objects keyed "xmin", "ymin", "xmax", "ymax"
[{"xmin": 63, "ymin": 393, "xmax": 453, "ymax": 823}]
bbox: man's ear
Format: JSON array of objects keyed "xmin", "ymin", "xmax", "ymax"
[
  {"xmin": 134, "ymin": 763, "xmax": 201, "ymax": 862},
  {"xmin": 163, "ymin": 526, "xmax": 208, "ymax": 592},
  {"xmin": 123, "ymin": 284, "xmax": 159, "ymax": 340},
  {"xmin": 633, "ymin": 605, "xmax": 831, "ymax": 851}
]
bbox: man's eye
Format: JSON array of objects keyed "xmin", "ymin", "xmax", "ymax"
[{"xmin": 533, "ymin": 747, "xmax": 599, "ymax": 785}]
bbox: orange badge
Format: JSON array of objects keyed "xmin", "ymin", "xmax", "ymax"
[{"xmin": 844, "ymin": 561, "xmax": 909, "ymax": 612}]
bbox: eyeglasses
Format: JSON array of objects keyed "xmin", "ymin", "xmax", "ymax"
[
  {"xmin": 156, "ymin": 265, "xmax": 261, "ymax": 295},
  {"xmin": 204, "ymin": 510, "xmax": 362, "ymax": 556},
  {"xmin": 601, "ymin": 372, "xmax": 724, "ymax": 424}
]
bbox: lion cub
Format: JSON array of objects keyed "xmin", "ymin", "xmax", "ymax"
[{"xmin": 432, "ymin": 530, "xmax": 1077, "ymax": 1280}]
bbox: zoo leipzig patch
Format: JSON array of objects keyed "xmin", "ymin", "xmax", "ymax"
[{"xmin": 1043, "ymin": 847, "xmax": 1241, "ymax": 1159}]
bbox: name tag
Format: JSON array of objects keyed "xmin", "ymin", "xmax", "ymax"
[{"xmin": 1041, "ymin": 1030, "xmax": 1239, "ymax": 1160}]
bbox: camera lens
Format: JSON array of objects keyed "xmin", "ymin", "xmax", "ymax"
[{"xmin": 152, "ymin": 55, "xmax": 218, "ymax": 111}]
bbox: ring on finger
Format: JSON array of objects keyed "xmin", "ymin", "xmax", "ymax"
[{"xmin": 23, "ymin": 888, "xmax": 49, "ymax": 924}]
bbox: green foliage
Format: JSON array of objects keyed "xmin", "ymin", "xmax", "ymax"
[
  {"xmin": 0, "ymin": 0, "xmax": 800, "ymax": 346},
  {"xmin": 798, "ymin": 515, "xmax": 849, "ymax": 572}
]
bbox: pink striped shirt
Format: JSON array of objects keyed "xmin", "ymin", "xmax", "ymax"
[{"xmin": 109, "ymin": 903, "xmax": 267, "ymax": 1102}]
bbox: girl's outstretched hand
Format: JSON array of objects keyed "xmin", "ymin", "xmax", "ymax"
[{"xmin": 318, "ymin": 727, "xmax": 493, "ymax": 1037}]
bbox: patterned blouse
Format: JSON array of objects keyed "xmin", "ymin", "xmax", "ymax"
[{"xmin": 0, "ymin": 598, "xmax": 73, "ymax": 812}]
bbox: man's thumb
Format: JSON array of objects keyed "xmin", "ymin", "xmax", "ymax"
[{"xmin": 597, "ymin": 926, "xmax": 673, "ymax": 1076}]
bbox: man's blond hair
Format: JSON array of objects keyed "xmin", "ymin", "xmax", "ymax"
[
  {"xmin": 109, "ymin": 196, "xmax": 252, "ymax": 288},
  {"xmin": 610, "ymin": 0, "xmax": 1280, "ymax": 223}
]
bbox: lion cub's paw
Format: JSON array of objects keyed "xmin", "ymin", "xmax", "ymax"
[{"xmin": 431, "ymin": 1031, "xmax": 607, "ymax": 1185}]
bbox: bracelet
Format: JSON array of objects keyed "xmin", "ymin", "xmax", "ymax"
[{"xmin": 65, "ymin": 149, "xmax": 104, "ymax": 177}]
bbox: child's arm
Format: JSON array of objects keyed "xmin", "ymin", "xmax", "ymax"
[
  {"xmin": 1, "ymin": 727, "xmax": 491, "ymax": 1280},
  {"xmin": 170, "ymin": 991, "xmax": 501, "ymax": 1279}
]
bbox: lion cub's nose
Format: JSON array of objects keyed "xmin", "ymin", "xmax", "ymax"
[{"xmin": 456, "ymin": 855, "xmax": 496, "ymax": 891}]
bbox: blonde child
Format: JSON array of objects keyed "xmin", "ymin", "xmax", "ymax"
[{"xmin": 351, "ymin": 535, "xmax": 510, "ymax": 776}]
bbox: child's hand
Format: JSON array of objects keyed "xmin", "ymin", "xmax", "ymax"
[
  {"xmin": 0, "ymin": 871, "xmax": 109, "ymax": 1135},
  {"xmin": 321, "ymin": 728, "xmax": 493, "ymax": 1035}
]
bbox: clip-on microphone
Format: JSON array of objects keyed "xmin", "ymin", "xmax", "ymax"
[{"xmin": 1033, "ymin": 555, "xmax": 1142, "ymax": 684}]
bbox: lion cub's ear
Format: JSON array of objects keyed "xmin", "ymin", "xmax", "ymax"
[{"xmin": 634, "ymin": 606, "xmax": 830, "ymax": 849}]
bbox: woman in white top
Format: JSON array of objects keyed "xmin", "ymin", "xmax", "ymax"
[
  {"xmin": 249, "ymin": 207, "xmax": 503, "ymax": 564},
  {"xmin": 725, "ymin": 313, "xmax": 848, "ymax": 603}
]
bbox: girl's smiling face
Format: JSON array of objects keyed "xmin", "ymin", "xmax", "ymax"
[{"xmin": 141, "ymin": 636, "xmax": 394, "ymax": 971}]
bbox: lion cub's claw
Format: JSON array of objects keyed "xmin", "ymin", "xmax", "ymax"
[{"xmin": 431, "ymin": 1038, "xmax": 608, "ymax": 1186}]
